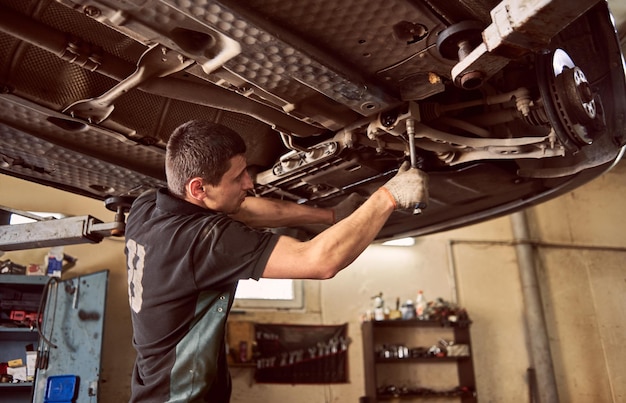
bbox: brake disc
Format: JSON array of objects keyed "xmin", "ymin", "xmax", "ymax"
[{"xmin": 536, "ymin": 48, "xmax": 604, "ymax": 151}]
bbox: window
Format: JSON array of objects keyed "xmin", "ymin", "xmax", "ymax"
[
  {"xmin": 9, "ymin": 212, "xmax": 64, "ymax": 224},
  {"xmin": 233, "ymin": 278, "xmax": 303, "ymax": 309}
]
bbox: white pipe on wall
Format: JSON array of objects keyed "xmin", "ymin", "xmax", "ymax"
[{"xmin": 509, "ymin": 210, "xmax": 559, "ymax": 403}]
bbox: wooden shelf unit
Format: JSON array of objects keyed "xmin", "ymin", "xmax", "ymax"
[{"xmin": 361, "ymin": 319, "xmax": 477, "ymax": 402}]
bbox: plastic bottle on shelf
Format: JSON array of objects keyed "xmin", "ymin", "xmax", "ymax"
[
  {"xmin": 401, "ymin": 300, "xmax": 415, "ymax": 320},
  {"xmin": 372, "ymin": 293, "xmax": 386, "ymax": 321},
  {"xmin": 415, "ymin": 290, "xmax": 427, "ymax": 320}
]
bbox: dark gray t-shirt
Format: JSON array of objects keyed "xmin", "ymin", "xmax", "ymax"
[{"xmin": 125, "ymin": 189, "xmax": 280, "ymax": 402}]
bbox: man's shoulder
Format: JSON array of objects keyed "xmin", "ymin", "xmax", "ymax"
[
  {"xmin": 138, "ymin": 188, "xmax": 159, "ymax": 202},
  {"xmin": 126, "ymin": 189, "xmax": 160, "ymax": 228},
  {"xmin": 132, "ymin": 188, "xmax": 173, "ymax": 211}
]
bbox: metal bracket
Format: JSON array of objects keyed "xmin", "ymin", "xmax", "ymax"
[{"xmin": 451, "ymin": 0, "xmax": 600, "ymax": 89}]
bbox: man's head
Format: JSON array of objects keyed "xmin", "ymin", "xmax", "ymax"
[{"xmin": 166, "ymin": 120, "xmax": 252, "ymax": 213}]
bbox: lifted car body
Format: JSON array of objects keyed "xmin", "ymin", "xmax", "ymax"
[{"xmin": 0, "ymin": 0, "xmax": 625, "ymax": 239}]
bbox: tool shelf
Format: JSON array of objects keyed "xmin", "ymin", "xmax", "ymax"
[
  {"xmin": 0, "ymin": 327, "xmax": 39, "ymax": 333},
  {"xmin": 0, "ymin": 274, "xmax": 49, "ymax": 285},
  {"xmin": 375, "ymin": 356, "xmax": 472, "ymax": 363},
  {"xmin": 361, "ymin": 319, "xmax": 477, "ymax": 402},
  {"xmin": 0, "ymin": 274, "xmax": 47, "ymax": 402},
  {"xmin": 0, "ymin": 381, "xmax": 34, "ymax": 388}
]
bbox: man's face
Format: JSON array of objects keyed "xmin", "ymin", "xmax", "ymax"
[{"xmin": 203, "ymin": 154, "xmax": 253, "ymax": 214}]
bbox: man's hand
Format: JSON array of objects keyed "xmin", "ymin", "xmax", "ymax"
[
  {"xmin": 381, "ymin": 161, "xmax": 429, "ymax": 210},
  {"xmin": 332, "ymin": 193, "xmax": 366, "ymax": 223}
]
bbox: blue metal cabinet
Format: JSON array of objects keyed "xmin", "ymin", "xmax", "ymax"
[{"xmin": 31, "ymin": 271, "xmax": 108, "ymax": 403}]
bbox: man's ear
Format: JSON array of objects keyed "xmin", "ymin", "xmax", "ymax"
[{"xmin": 186, "ymin": 177, "xmax": 207, "ymax": 201}]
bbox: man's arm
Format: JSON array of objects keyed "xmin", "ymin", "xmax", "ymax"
[
  {"xmin": 230, "ymin": 197, "xmax": 334, "ymax": 228},
  {"xmin": 231, "ymin": 193, "xmax": 364, "ymax": 228},
  {"xmin": 262, "ymin": 162, "xmax": 428, "ymax": 280},
  {"xmin": 263, "ymin": 188, "xmax": 395, "ymax": 279}
]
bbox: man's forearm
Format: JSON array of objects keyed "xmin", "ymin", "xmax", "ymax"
[
  {"xmin": 307, "ymin": 189, "xmax": 394, "ymax": 274},
  {"xmin": 263, "ymin": 189, "xmax": 394, "ymax": 279},
  {"xmin": 231, "ymin": 196, "xmax": 334, "ymax": 228}
]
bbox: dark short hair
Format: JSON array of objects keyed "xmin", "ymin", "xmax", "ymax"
[{"xmin": 165, "ymin": 120, "xmax": 247, "ymax": 197}]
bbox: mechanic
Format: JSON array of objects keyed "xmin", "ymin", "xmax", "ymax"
[{"xmin": 124, "ymin": 120, "xmax": 429, "ymax": 402}]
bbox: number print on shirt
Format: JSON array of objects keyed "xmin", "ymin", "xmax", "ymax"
[{"xmin": 126, "ymin": 238, "xmax": 145, "ymax": 313}]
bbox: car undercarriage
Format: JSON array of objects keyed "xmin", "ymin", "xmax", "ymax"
[{"xmin": 1, "ymin": 0, "xmax": 625, "ymax": 239}]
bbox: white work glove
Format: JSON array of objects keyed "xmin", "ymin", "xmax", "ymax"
[
  {"xmin": 381, "ymin": 161, "xmax": 429, "ymax": 210},
  {"xmin": 332, "ymin": 193, "xmax": 366, "ymax": 223}
]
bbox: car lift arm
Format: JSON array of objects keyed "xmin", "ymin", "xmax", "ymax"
[{"xmin": 0, "ymin": 196, "xmax": 133, "ymax": 251}]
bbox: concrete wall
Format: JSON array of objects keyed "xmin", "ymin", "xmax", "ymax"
[{"xmin": 1, "ymin": 159, "xmax": 625, "ymax": 402}]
